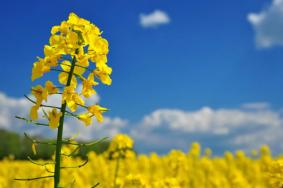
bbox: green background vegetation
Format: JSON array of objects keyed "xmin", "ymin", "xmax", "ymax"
[{"xmin": 0, "ymin": 129, "xmax": 110, "ymax": 160}]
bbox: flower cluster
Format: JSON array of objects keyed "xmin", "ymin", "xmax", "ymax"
[
  {"xmin": 107, "ymin": 134, "xmax": 135, "ymax": 159},
  {"xmin": 29, "ymin": 13, "xmax": 111, "ymax": 128}
]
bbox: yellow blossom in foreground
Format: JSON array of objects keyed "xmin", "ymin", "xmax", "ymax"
[
  {"xmin": 31, "ymin": 85, "xmax": 48, "ymax": 106},
  {"xmin": 78, "ymin": 113, "xmax": 93, "ymax": 126},
  {"xmin": 87, "ymin": 105, "xmax": 107, "ymax": 122},
  {"xmin": 31, "ymin": 59, "xmax": 50, "ymax": 81},
  {"xmin": 28, "ymin": 12, "xmax": 112, "ymax": 127},
  {"xmin": 45, "ymin": 80, "xmax": 58, "ymax": 94},
  {"xmin": 22, "ymin": 12, "xmax": 112, "ymax": 188},
  {"xmin": 94, "ymin": 63, "xmax": 112, "ymax": 85},
  {"xmin": 82, "ymin": 73, "xmax": 98, "ymax": 98},
  {"xmin": 30, "ymin": 105, "xmax": 39, "ymax": 120},
  {"xmin": 48, "ymin": 109, "xmax": 62, "ymax": 128},
  {"xmin": 62, "ymin": 85, "xmax": 84, "ymax": 112}
]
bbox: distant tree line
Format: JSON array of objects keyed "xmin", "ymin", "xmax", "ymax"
[{"xmin": 0, "ymin": 129, "xmax": 110, "ymax": 160}]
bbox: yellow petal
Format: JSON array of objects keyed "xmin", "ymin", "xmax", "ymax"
[
  {"xmin": 58, "ymin": 72, "xmax": 68, "ymax": 85},
  {"xmin": 87, "ymin": 105, "xmax": 107, "ymax": 123},
  {"xmin": 32, "ymin": 143, "xmax": 37, "ymax": 155},
  {"xmin": 51, "ymin": 26, "xmax": 60, "ymax": 35},
  {"xmin": 67, "ymin": 100, "xmax": 77, "ymax": 112},
  {"xmin": 60, "ymin": 61, "xmax": 71, "ymax": 72},
  {"xmin": 58, "ymin": 72, "xmax": 77, "ymax": 87},
  {"xmin": 48, "ymin": 109, "xmax": 62, "ymax": 128},
  {"xmin": 30, "ymin": 105, "xmax": 39, "ymax": 120},
  {"xmin": 45, "ymin": 80, "xmax": 58, "ymax": 94},
  {"xmin": 68, "ymin": 12, "xmax": 79, "ymax": 24},
  {"xmin": 96, "ymin": 113, "xmax": 103, "ymax": 123},
  {"xmin": 78, "ymin": 113, "xmax": 92, "ymax": 126}
]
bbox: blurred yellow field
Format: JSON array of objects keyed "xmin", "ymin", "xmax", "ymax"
[{"xmin": 0, "ymin": 138, "xmax": 281, "ymax": 188}]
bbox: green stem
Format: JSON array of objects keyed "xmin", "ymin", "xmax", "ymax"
[{"xmin": 54, "ymin": 54, "xmax": 77, "ymax": 188}]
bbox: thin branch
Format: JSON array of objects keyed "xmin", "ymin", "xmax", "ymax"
[
  {"xmin": 60, "ymin": 61, "xmax": 93, "ymax": 72},
  {"xmin": 91, "ymin": 183, "xmax": 100, "ymax": 188},
  {"xmin": 41, "ymin": 108, "xmax": 49, "ymax": 119},
  {"xmin": 61, "ymin": 146, "xmax": 80, "ymax": 157},
  {"xmin": 50, "ymin": 68, "xmax": 69, "ymax": 74},
  {"xmin": 50, "ymin": 68, "xmax": 84, "ymax": 81},
  {"xmin": 15, "ymin": 116, "xmax": 49, "ymax": 127},
  {"xmin": 61, "ymin": 158, "xmax": 88, "ymax": 169},
  {"xmin": 24, "ymin": 133, "xmax": 57, "ymax": 145},
  {"xmin": 24, "ymin": 133, "xmax": 107, "ymax": 147},
  {"xmin": 76, "ymin": 103, "xmax": 88, "ymax": 109},
  {"xmin": 75, "ymin": 64, "xmax": 93, "ymax": 72},
  {"xmin": 27, "ymin": 156, "xmax": 55, "ymax": 173},
  {"xmin": 65, "ymin": 110, "xmax": 79, "ymax": 118},
  {"xmin": 44, "ymin": 166, "xmax": 55, "ymax": 174},
  {"xmin": 24, "ymin": 95, "xmax": 76, "ymax": 117},
  {"xmin": 62, "ymin": 137, "xmax": 108, "ymax": 146},
  {"xmin": 83, "ymin": 137, "xmax": 108, "ymax": 146},
  {"xmin": 27, "ymin": 156, "xmax": 55, "ymax": 166},
  {"xmin": 14, "ymin": 176, "xmax": 53, "ymax": 181},
  {"xmin": 32, "ymin": 89, "xmax": 62, "ymax": 95},
  {"xmin": 24, "ymin": 95, "xmax": 61, "ymax": 110}
]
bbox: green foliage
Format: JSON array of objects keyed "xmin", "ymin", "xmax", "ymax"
[
  {"xmin": 0, "ymin": 129, "xmax": 21, "ymax": 158},
  {"xmin": 0, "ymin": 129, "xmax": 110, "ymax": 160}
]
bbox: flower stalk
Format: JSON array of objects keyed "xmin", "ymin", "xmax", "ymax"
[{"xmin": 54, "ymin": 53, "xmax": 77, "ymax": 188}]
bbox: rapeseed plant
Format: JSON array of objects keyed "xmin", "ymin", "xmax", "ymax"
[{"xmin": 16, "ymin": 12, "xmax": 111, "ymax": 188}]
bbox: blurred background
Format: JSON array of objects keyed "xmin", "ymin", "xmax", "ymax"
[{"xmin": 0, "ymin": 0, "xmax": 283, "ymax": 158}]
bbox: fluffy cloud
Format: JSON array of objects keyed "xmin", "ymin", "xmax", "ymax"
[
  {"xmin": 0, "ymin": 92, "xmax": 127, "ymax": 140},
  {"xmin": 248, "ymin": 0, "xmax": 283, "ymax": 47},
  {"xmin": 140, "ymin": 10, "xmax": 170, "ymax": 28},
  {"xmin": 0, "ymin": 92, "xmax": 31, "ymax": 131},
  {"xmin": 139, "ymin": 106, "xmax": 280, "ymax": 134},
  {"xmin": 131, "ymin": 105, "xmax": 283, "ymax": 154}
]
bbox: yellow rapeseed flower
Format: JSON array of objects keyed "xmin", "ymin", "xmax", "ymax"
[
  {"xmin": 31, "ymin": 59, "xmax": 50, "ymax": 81},
  {"xmin": 78, "ymin": 113, "xmax": 93, "ymax": 126},
  {"xmin": 82, "ymin": 73, "xmax": 98, "ymax": 98},
  {"xmin": 87, "ymin": 105, "xmax": 107, "ymax": 122},
  {"xmin": 30, "ymin": 105, "xmax": 39, "ymax": 120},
  {"xmin": 45, "ymin": 80, "xmax": 58, "ymax": 94},
  {"xmin": 62, "ymin": 85, "xmax": 84, "ymax": 112},
  {"xmin": 31, "ymin": 85, "xmax": 48, "ymax": 106},
  {"xmin": 48, "ymin": 109, "xmax": 62, "ymax": 128},
  {"xmin": 29, "ymin": 12, "xmax": 112, "ymax": 129}
]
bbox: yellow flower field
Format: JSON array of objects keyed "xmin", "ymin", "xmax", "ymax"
[{"xmin": 0, "ymin": 135, "xmax": 282, "ymax": 188}]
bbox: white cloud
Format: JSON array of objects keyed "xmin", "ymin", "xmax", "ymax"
[
  {"xmin": 140, "ymin": 10, "xmax": 170, "ymax": 28},
  {"xmin": 0, "ymin": 93, "xmax": 31, "ymax": 130},
  {"xmin": 63, "ymin": 117, "xmax": 127, "ymax": 140},
  {"xmin": 138, "ymin": 107, "xmax": 281, "ymax": 134},
  {"xmin": 131, "ymin": 106, "xmax": 283, "ymax": 153},
  {"xmin": 248, "ymin": 0, "xmax": 283, "ymax": 47},
  {"xmin": 232, "ymin": 121, "xmax": 283, "ymax": 152}
]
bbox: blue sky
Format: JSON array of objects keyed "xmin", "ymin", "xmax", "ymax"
[{"xmin": 1, "ymin": 0, "xmax": 283, "ymax": 155}]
